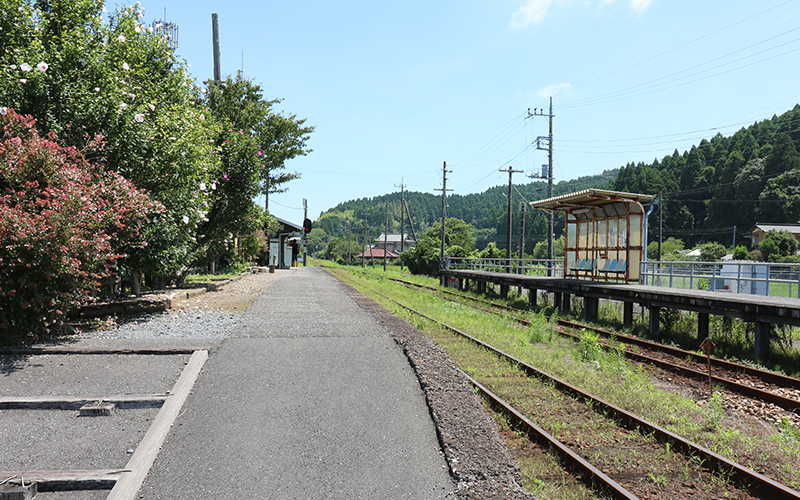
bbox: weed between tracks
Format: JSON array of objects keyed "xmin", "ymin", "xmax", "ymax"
[{"xmin": 325, "ymin": 264, "xmax": 800, "ymax": 495}]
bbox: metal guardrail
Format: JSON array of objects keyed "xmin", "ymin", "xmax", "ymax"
[
  {"xmin": 445, "ymin": 257, "xmax": 563, "ymax": 277},
  {"xmin": 445, "ymin": 257, "xmax": 800, "ymax": 298},
  {"xmin": 639, "ymin": 261, "xmax": 800, "ymax": 298}
]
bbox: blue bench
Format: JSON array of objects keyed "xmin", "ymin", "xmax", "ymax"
[
  {"xmin": 570, "ymin": 258, "xmax": 595, "ymax": 272},
  {"xmin": 598, "ymin": 259, "xmax": 626, "ymax": 274}
]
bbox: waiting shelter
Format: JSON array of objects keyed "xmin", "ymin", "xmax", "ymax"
[
  {"xmin": 269, "ymin": 216, "xmax": 304, "ymax": 269},
  {"xmin": 531, "ymin": 189, "xmax": 654, "ymax": 283}
]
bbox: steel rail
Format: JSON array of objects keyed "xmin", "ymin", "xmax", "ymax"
[
  {"xmin": 390, "ymin": 277, "xmax": 800, "ymax": 411},
  {"xmin": 460, "ymin": 369, "xmax": 640, "ymax": 500},
  {"xmin": 355, "ymin": 279, "xmax": 800, "ymax": 500}
]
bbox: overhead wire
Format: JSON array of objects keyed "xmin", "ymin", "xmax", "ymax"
[
  {"xmin": 548, "ymin": 0, "xmax": 794, "ymax": 103},
  {"xmin": 563, "ymin": 26, "xmax": 800, "ymax": 108}
]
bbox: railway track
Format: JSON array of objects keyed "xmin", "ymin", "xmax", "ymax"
[
  {"xmin": 342, "ymin": 275, "xmax": 800, "ymax": 499},
  {"xmin": 389, "ymin": 277, "xmax": 800, "ymax": 417}
]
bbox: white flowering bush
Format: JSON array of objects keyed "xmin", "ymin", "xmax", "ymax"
[{"xmin": 0, "ymin": 0, "xmax": 214, "ymax": 286}]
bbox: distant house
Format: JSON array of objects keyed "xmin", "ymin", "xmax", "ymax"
[
  {"xmin": 746, "ymin": 223, "xmax": 800, "ymax": 249},
  {"xmin": 356, "ymin": 247, "xmax": 399, "ymax": 259},
  {"xmin": 372, "ymin": 233, "xmax": 415, "ymax": 254}
]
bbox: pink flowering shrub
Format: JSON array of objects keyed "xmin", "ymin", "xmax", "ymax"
[{"xmin": 0, "ymin": 109, "xmax": 161, "ymax": 343}]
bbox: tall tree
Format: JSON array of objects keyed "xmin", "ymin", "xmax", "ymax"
[{"xmin": 203, "ymin": 75, "xmax": 313, "ymax": 210}]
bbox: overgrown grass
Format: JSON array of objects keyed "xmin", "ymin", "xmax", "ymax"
[{"xmin": 330, "ymin": 265, "xmax": 800, "ymax": 489}]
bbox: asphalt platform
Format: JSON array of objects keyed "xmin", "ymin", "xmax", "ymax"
[{"xmin": 137, "ymin": 267, "xmax": 456, "ymax": 499}]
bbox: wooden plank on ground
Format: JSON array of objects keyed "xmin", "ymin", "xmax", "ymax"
[
  {"xmin": 0, "ymin": 470, "xmax": 128, "ymax": 491},
  {"xmin": 106, "ymin": 349, "xmax": 208, "ymax": 500},
  {"xmin": 0, "ymin": 346, "xmax": 208, "ymax": 356},
  {"xmin": 0, "ymin": 394, "xmax": 168, "ymax": 410}
]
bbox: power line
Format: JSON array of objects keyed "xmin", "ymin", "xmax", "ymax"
[
  {"xmin": 563, "ymin": 26, "xmax": 800, "ymax": 108},
  {"xmin": 548, "ymin": 0, "xmax": 794, "ymax": 103}
]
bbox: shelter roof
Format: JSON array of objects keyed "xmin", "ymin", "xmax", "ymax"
[
  {"xmin": 357, "ymin": 248, "xmax": 399, "ymax": 258},
  {"xmin": 274, "ymin": 216, "xmax": 302, "ymax": 231},
  {"xmin": 531, "ymin": 189, "xmax": 654, "ymax": 212}
]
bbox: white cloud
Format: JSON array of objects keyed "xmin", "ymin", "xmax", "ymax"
[
  {"xmin": 510, "ymin": 0, "xmax": 556, "ymax": 28},
  {"xmin": 630, "ymin": 0, "xmax": 652, "ymax": 13},
  {"xmin": 511, "ymin": 0, "xmax": 651, "ymax": 29},
  {"xmin": 538, "ymin": 82, "xmax": 572, "ymax": 99}
]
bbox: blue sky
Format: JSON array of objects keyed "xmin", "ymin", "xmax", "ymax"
[{"xmin": 135, "ymin": 0, "xmax": 800, "ymax": 224}]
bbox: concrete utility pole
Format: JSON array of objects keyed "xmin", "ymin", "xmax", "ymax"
[
  {"xmin": 500, "ymin": 167, "xmax": 523, "ymax": 270},
  {"xmin": 384, "ymin": 201, "xmax": 389, "ymax": 272},
  {"xmin": 362, "ymin": 213, "xmax": 369, "ymax": 268},
  {"xmin": 345, "ymin": 221, "xmax": 351, "ymax": 263},
  {"xmin": 528, "ymin": 98, "xmax": 554, "ymax": 275},
  {"xmin": 519, "ymin": 201, "xmax": 527, "ymax": 260},
  {"xmin": 303, "ymin": 198, "xmax": 308, "ymax": 266},
  {"xmin": 211, "ymin": 13, "xmax": 221, "ymax": 83},
  {"xmin": 658, "ymin": 191, "xmax": 663, "ymax": 261},
  {"xmin": 403, "ymin": 199, "xmax": 418, "ymax": 243},
  {"xmin": 395, "ymin": 179, "xmax": 407, "ymax": 269},
  {"xmin": 435, "ymin": 162, "xmax": 452, "ymax": 284}
]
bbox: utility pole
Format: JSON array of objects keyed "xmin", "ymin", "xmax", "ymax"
[
  {"xmin": 302, "ymin": 198, "xmax": 308, "ymax": 266},
  {"xmin": 362, "ymin": 213, "xmax": 368, "ymax": 268},
  {"xmin": 658, "ymin": 191, "xmax": 663, "ymax": 261},
  {"xmin": 528, "ymin": 98, "xmax": 554, "ymax": 275},
  {"xmin": 395, "ymin": 179, "xmax": 407, "ymax": 270},
  {"xmin": 435, "ymin": 162, "xmax": 452, "ymax": 284},
  {"xmin": 384, "ymin": 201, "xmax": 389, "ymax": 272},
  {"xmin": 403, "ymin": 199, "xmax": 418, "ymax": 243},
  {"xmin": 211, "ymin": 13, "xmax": 221, "ymax": 83},
  {"xmin": 519, "ymin": 201, "xmax": 527, "ymax": 261},
  {"xmin": 346, "ymin": 221, "xmax": 351, "ymax": 263},
  {"xmin": 500, "ymin": 167, "xmax": 523, "ymax": 271}
]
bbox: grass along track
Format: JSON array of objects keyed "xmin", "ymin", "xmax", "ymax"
[
  {"xmin": 390, "ymin": 277, "xmax": 800, "ymax": 425},
  {"xmin": 326, "ymin": 266, "xmax": 800, "ymax": 499}
]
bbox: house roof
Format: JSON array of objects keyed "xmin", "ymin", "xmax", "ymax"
[
  {"xmin": 749, "ymin": 223, "xmax": 800, "ymax": 234},
  {"xmin": 356, "ymin": 248, "xmax": 400, "ymax": 258},
  {"xmin": 374, "ymin": 233, "xmax": 415, "ymax": 243}
]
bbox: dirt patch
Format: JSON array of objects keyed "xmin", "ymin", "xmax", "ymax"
[{"xmin": 171, "ymin": 269, "xmax": 295, "ymax": 312}]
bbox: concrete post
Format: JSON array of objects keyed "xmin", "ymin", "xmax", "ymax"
[
  {"xmin": 755, "ymin": 322, "xmax": 770, "ymax": 361},
  {"xmin": 584, "ymin": 297, "xmax": 598, "ymax": 323},
  {"xmin": 529, "ymin": 289, "xmax": 537, "ymax": 307},
  {"xmin": 698, "ymin": 313, "xmax": 710, "ymax": 341},
  {"xmin": 649, "ymin": 306, "xmax": 661, "ymax": 339},
  {"xmin": 562, "ymin": 293, "xmax": 571, "ymax": 313},
  {"xmin": 500, "ymin": 284, "xmax": 509, "ymax": 299},
  {"xmin": 554, "ymin": 292, "xmax": 562, "ymax": 310},
  {"xmin": 623, "ymin": 302, "xmax": 634, "ymax": 328}
]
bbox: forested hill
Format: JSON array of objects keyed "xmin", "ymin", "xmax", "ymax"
[
  {"xmin": 314, "ymin": 169, "xmax": 618, "ymax": 252},
  {"xmin": 315, "ymin": 104, "xmax": 800, "ymax": 254},
  {"xmin": 610, "ymin": 104, "xmax": 800, "ymax": 247}
]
